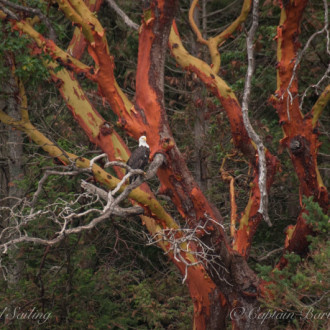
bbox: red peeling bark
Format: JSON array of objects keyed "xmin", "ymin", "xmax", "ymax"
[
  {"xmin": 134, "ymin": 0, "xmax": 226, "ymax": 234},
  {"xmin": 271, "ymin": 0, "xmax": 323, "ymax": 202},
  {"xmin": 135, "ymin": 0, "xmax": 171, "ymax": 154},
  {"xmin": 217, "ymin": 95, "xmax": 255, "ymax": 160},
  {"xmin": 185, "ymin": 66, "xmax": 255, "ymax": 160},
  {"xmin": 133, "ymin": 3, "xmax": 274, "ymax": 328},
  {"xmin": 171, "ymin": 255, "xmax": 228, "ymax": 328},
  {"xmin": 1, "ymin": 1, "xmax": 294, "ymax": 327},
  {"xmin": 270, "ymin": 0, "xmax": 328, "ymax": 265},
  {"xmin": 277, "ymin": 213, "xmax": 311, "ymax": 270},
  {"xmin": 51, "ymin": 70, "xmax": 155, "ymax": 195},
  {"xmin": 89, "ymin": 30, "xmax": 147, "ymax": 137}
]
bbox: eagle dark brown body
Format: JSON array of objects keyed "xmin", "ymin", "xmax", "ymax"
[{"xmin": 127, "ymin": 136, "xmax": 150, "ymax": 183}]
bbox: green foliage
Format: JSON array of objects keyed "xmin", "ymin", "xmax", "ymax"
[
  {"xmin": 303, "ymin": 196, "xmax": 330, "ymax": 245},
  {"xmin": 0, "ymin": 235, "xmax": 192, "ymax": 329},
  {"xmin": 0, "ymin": 23, "xmax": 49, "ymax": 86},
  {"xmin": 257, "ymin": 198, "xmax": 329, "ymax": 328}
]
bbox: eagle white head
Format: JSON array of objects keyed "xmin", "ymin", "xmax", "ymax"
[{"xmin": 139, "ymin": 135, "xmax": 149, "ymax": 148}]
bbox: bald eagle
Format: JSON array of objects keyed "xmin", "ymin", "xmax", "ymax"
[{"xmin": 127, "ymin": 136, "xmax": 150, "ymax": 183}]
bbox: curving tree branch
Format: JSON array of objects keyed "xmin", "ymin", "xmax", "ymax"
[
  {"xmin": 188, "ymin": 0, "xmax": 251, "ymax": 74},
  {"xmin": 241, "ymin": 0, "xmax": 271, "ymax": 226}
]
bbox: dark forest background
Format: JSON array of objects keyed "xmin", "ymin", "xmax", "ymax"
[{"xmin": 0, "ymin": 0, "xmax": 329, "ymax": 329}]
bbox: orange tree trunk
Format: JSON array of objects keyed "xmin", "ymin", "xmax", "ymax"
[
  {"xmin": 269, "ymin": 0, "xmax": 329, "ymax": 268},
  {"xmin": 131, "ymin": 1, "xmax": 272, "ymax": 329}
]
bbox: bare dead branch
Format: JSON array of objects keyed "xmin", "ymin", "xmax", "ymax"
[
  {"xmin": 300, "ymin": 64, "xmax": 330, "ymax": 110},
  {"xmin": 105, "ymin": 153, "xmax": 165, "ymax": 213},
  {"xmin": 31, "ymin": 168, "xmax": 89, "ymax": 206},
  {"xmin": 0, "ymin": 3, "xmax": 18, "ymax": 20},
  {"xmin": 81, "ymin": 180, "xmax": 144, "ymax": 216},
  {"xmin": 146, "ymin": 153, "xmax": 166, "ymax": 179},
  {"xmin": 0, "ymin": 155, "xmax": 164, "ymax": 256},
  {"xmin": 147, "ymin": 216, "xmax": 229, "ymax": 285},
  {"xmin": 105, "ymin": 0, "xmax": 139, "ymax": 31},
  {"xmin": 256, "ymin": 247, "xmax": 283, "ymax": 262},
  {"xmin": 241, "ymin": 0, "xmax": 271, "ymax": 226}
]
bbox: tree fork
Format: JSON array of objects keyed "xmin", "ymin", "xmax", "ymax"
[
  {"xmin": 169, "ymin": 21, "xmax": 278, "ymax": 256},
  {"xmin": 270, "ymin": 0, "xmax": 328, "ymax": 265},
  {"xmin": 134, "ymin": 2, "xmax": 274, "ymax": 328}
]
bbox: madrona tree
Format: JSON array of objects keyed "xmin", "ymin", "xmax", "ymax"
[{"xmin": 0, "ymin": 0, "xmax": 328, "ymax": 329}]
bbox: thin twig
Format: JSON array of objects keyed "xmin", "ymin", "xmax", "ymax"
[{"xmin": 147, "ymin": 217, "xmax": 230, "ymax": 285}]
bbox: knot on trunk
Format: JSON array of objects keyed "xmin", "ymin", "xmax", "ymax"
[
  {"xmin": 100, "ymin": 122, "xmax": 113, "ymax": 135},
  {"xmin": 242, "ymin": 284, "xmax": 258, "ymax": 298},
  {"xmin": 289, "ymin": 136, "xmax": 305, "ymax": 155}
]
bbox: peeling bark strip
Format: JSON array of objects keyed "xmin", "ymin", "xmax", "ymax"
[
  {"xmin": 67, "ymin": 0, "xmax": 103, "ymax": 59},
  {"xmin": 55, "ymin": 0, "xmax": 224, "ymax": 239},
  {"xmin": 270, "ymin": 0, "xmax": 328, "ymax": 266},
  {"xmin": 48, "ymin": 27, "xmax": 223, "ymax": 317},
  {"xmin": 271, "ymin": 0, "xmax": 327, "ymax": 205},
  {"xmin": 0, "ymin": 108, "xmax": 227, "ymax": 329}
]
